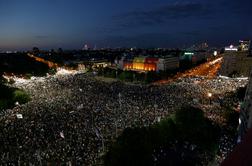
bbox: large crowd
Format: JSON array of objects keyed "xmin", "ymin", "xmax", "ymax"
[{"xmin": 0, "ymin": 72, "xmax": 248, "ymax": 165}]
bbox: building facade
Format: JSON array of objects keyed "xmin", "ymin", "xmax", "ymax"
[{"xmin": 118, "ymin": 56, "xmax": 179, "ymax": 72}]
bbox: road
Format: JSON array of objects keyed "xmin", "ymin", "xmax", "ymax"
[
  {"xmin": 156, "ymin": 57, "xmax": 223, "ymax": 84},
  {"xmin": 27, "ymin": 53, "xmax": 59, "ymax": 68}
]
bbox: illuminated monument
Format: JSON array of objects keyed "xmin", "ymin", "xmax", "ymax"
[{"xmin": 118, "ymin": 56, "xmax": 179, "ymax": 72}]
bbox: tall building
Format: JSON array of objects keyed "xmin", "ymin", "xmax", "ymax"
[
  {"xmin": 82, "ymin": 44, "xmax": 89, "ymax": 50},
  {"xmin": 239, "ymin": 40, "xmax": 251, "ymax": 51},
  {"xmin": 220, "ymin": 40, "xmax": 252, "ymax": 77},
  {"xmin": 180, "ymin": 51, "xmax": 208, "ymax": 64},
  {"xmin": 225, "ymin": 45, "xmax": 238, "ymax": 52},
  {"xmin": 157, "ymin": 56, "xmax": 179, "ymax": 71}
]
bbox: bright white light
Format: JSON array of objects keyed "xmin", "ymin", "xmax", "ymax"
[
  {"xmin": 56, "ymin": 68, "xmax": 77, "ymax": 75},
  {"xmin": 239, "ymin": 118, "xmax": 241, "ymax": 125},
  {"xmin": 219, "ymin": 75, "xmax": 230, "ymax": 79},
  {"xmin": 60, "ymin": 131, "xmax": 65, "ymax": 138},
  {"xmin": 225, "ymin": 45, "xmax": 238, "ymax": 51},
  {"xmin": 16, "ymin": 114, "xmax": 23, "ymax": 119},
  {"xmin": 208, "ymin": 93, "xmax": 212, "ymax": 97},
  {"xmin": 14, "ymin": 77, "xmax": 29, "ymax": 84},
  {"xmin": 15, "ymin": 101, "xmax": 20, "ymax": 106},
  {"xmin": 184, "ymin": 52, "xmax": 194, "ymax": 55},
  {"xmin": 225, "ymin": 48, "xmax": 238, "ymax": 51},
  {"xmin": 209, "ymin": 57, "xmax": 223, "ymax": 65},
  {"xmin": 236, "ymin": 77, "xmax": 249, "ymax": 80}
]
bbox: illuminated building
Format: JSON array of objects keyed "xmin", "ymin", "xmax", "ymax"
[
  {"xmin": 219, "ymin": 51, "xmax": 252, "ymax": 77},
  {"xmin": 123, "ymin": 61, "xmax": 133, "ymax": 70},
  {"xmin": 133, "ymin": 57, "xmax": 145, "ymax": 70},
  {"xmin": 118, "ymin": 56, "xmax": 179, "ymax": 72},
  {"xmin": 157, "ymin": 56, "xmax": 179, "ymax": 71},
  {"xmin": 145, "ymin": 58, "xmax": 159, "ymax": 71},
  {"xmin": 180, "ymin": 52, "xmax": 194, "ymax": 61},
  {"xmin": 225, "ymin": 45, "xmax": 238, "ymax": 52},
  {"xmin": 239, "ymin": 40, "xmax": 251, "ymax": 51},
  {"xmin": 180, "ymin": 51, "xmax": 208, "ymax": 64},
  {"xmin": 82, "ymin": 44, "xmax": 89, "ymax": 50}
]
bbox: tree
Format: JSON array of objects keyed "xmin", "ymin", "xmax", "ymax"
[
  {"xmin": 13, "ymin": 89, "xmax": 30, "ymax": 104},
  {"xmin": 236, "ymin": 86, "xmax": 247, "ymax": 101},
  {"xmin": 105, "ymin": 127, "xmax": 153, "ymax": 166},
  {"xmin": 223, "ymin": 106, "xmax": 239, "ymax": 133},
  {"xmin": 57, "ymin": 48, "xmax": 63, "ymax": 54},
  {"xmin": 105, "ymin": 106, "xmax": 220, "ymax": 166},
  {"xmin": 32, "ymin": 47, "xmax": 40, "ymax": 54},
  {"xmin": 118, "ymin": 71, "xmax": 133, "ymax": 81},
  {"xmin": 175, "ymin": 106, "xmax": 220, "ymax": 150}
]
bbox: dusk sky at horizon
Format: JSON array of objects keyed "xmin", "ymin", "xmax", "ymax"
[{"xmin": 0, "ymin": 0, "xmax": 252, "ymax": 50}]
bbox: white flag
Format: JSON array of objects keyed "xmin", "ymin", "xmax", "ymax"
[
  {"xmin": 77, "ymin": 104, "xmax": 83, "ymax": 110},
  {"xmin": 16, "ymin": 114, "xmax": 23, "ymax": 119},
  {"xmin": 60, "ymin": 131, "xmax": 65, "ymax": 138}
]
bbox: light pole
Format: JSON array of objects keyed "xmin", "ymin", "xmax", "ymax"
[{"xmin": 208, "ymin": 92, "xmax": 212, "ymax": 104}]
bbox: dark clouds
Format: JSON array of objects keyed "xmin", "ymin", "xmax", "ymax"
[
  {"xmin": 219, "ymin": 0, "xmax": 252, "ymax": 15},
  {"xmin": 98, "ymin": 0, "xmax": 252, "ymax": 48},
  {"xmin": 113, "ymin": 2, "xmax": 212, "ymax": 28}
]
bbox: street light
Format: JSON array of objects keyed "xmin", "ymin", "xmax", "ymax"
[
  {"xmin": 208, "ymin": 92, "xmax": 212, "ymax": 98},
  {"xmin": 208, "ymin": 92, "xmax": 212, "ymax": 104}
]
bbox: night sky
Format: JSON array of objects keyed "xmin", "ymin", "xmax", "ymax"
[{"xmin": 0, "ymin": 0, "xmax": 251, "ymax": 50}]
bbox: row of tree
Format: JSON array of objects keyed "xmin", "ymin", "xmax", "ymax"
[
  {"xmin": 97, "ymin": 67, "xmax": 176, "ymax": 83},
  {"xmin": 0, "ymin": 53, "xmax": 50, "ymax": 77}
]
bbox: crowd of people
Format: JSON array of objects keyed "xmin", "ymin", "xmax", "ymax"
[{"xmin": 0, "ymin": 72, "xmax": 248, "ymax": 165}]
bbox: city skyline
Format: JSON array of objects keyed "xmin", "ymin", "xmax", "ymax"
[{"xmin": 0, "ymin": 0, "xmax": 252, "ymax": 50}]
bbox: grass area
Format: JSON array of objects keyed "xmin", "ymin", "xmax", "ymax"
[
  {"xmin": 96, "ymin": 67, "xmax": 176, "ymax": 84},
  {"xmin": 0, "ymin": 84, "xmax": 30, "ymax": 111}
]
